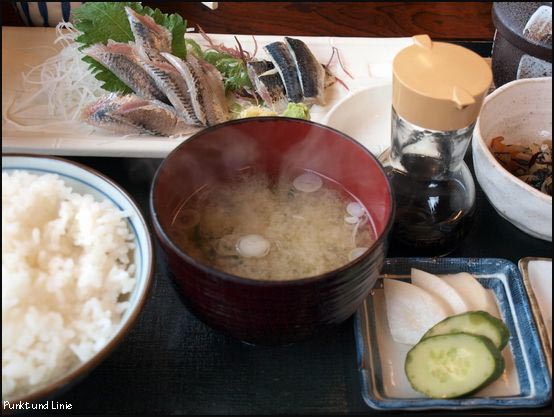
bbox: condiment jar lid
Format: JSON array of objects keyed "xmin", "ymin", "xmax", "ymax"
[{"xmin": 392, "ymin": 35, "xmax": 492, "ymax": 132}]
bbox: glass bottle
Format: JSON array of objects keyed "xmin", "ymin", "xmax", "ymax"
[{"xmin": 382, "ymin": 35, "xmax": 492, "ymax": 256}]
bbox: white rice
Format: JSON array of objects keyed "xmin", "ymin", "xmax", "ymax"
[{"xmin": 2, "ymin": 171, "xmax": 136, "ymax": 399}]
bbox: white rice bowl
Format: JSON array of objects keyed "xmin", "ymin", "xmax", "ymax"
[{"xmin": 2, "ymin": 170, "xmax": 136, "ymax": 399}]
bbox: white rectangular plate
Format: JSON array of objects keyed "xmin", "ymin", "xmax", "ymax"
[{"xmin": 2, "ymin": 26, "xmax": 411, "ymax": 158}]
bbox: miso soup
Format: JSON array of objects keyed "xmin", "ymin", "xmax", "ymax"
[{"xmin": 169, "ymin": 170, "xmax": 375, "ymax": 281}]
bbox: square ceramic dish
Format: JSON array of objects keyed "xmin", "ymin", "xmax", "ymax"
[
  {"xmin": 354, "ymin": 258, "xmax": 552, "ymax": 410},
  {"xmin": 519, "ymin": 257, "xmax": 552, "ymax": 376}
]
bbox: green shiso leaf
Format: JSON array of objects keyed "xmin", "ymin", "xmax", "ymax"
[
  {"xmin": 72, "ymin": 2, "xmax": 186, "ymax": 93},
  {"xmin": 186, "ymin": 39, "xmax": 253, "ymax": 93}
]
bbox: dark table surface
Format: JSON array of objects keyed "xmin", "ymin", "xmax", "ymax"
[{"xmin": 13, "ymin": 41, "xmax": 553, "ymax": 415}]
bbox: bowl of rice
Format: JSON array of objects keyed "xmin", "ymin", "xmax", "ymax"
[{"xmin": 2, "ymin": 154, "xmax": 154, "ymax": 405}]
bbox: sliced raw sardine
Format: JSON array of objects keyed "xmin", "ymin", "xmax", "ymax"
[
  {"xmin": 161, "ymin": 52, "xmax": 229, "ymax": 126},
  {"xmin": 264, "ymin": 42, "xmax": 303, "ymax": 103},
  {"xmin": 139, "ymin": 60, "xmax": 202, "ymax": 126},
  {"xmin": 125, "ymin": 6, "xmax": 172, "ymax": 62},
  {"xmin": 247, "ymin": 60, "xmax": 287, "ymax": 111},
  {"xmin": 83, "ymin": 42, "xmax": 167, "ymax": 102},
  {"xmin": 117, "ymin": 101, "xmax": 197, "ymax": 136},
  {"xmin": 256, "ymin": 69, "xmax": 288, "ymax": 112},
  {"xmin": 196, "ymin": 57, "xmax": 230, "ymax": 124},
  {"xmin": 285, "ymin": 37, "xmax": 326, "ymax": 105},
  {"xmin": 246, "ymin": 60, "xmax": 274, "ymax": 83},
  {"xmin": 82, "ymin": 94, "xmax": 196, "ymax": 136}
]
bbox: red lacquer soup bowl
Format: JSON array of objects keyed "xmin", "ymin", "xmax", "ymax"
[{"xmin": 150, "ymin": 117, "xmax": 394, "ymax": 344}]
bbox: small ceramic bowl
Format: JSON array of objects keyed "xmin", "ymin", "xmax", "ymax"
[
  {"xmin": 322, "ymin": 81, "xmax": 392, "ymax": 156},
  {"xmin": 2, "ymin": 154, "xmax": 154, "ymax": 406},
  {"xmin": 150, "ymin": 117, "xmax": 394, "ymax": 345},
  {"xmin": 472, "ymin": 77, "xmax": 552, "ymax": 241}
]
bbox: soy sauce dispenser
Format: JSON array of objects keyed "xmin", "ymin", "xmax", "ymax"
[{"xmin": 383, "ymin": 35, "xmax": 492, "ymax": 256}]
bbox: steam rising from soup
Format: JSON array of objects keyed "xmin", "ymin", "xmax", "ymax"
[{"xmin": 169, "ymin": 170, "xmax": 375, "ymax": 281}]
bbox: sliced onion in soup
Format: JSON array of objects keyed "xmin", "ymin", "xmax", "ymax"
[
  {"xmin": 293, "ymin": 172, "xmax": 323, "ymax": 193},
  {"xmin": 344, "ymin": 215, "xmax": 360, "ymax": 224},
  {"xmin": 346, "ymin": 202, "xmax": 366, "ymax": 218},
  {"xmin": 237, "ymin": 234, "xmax": 271, "ymax": 258},
  {"xmin": 216, "ymin": 234, "xmax": 241, "ymax": 256},
  {"xmin": 349, "ymin": 247, "xmax": 368, "ymax": 261}
]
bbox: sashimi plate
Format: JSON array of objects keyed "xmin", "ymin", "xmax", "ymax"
[
  {"xmin": 2, "ymin": 26, "xmax": 410, "ymax": 158},
  {"xmin": 354, "ymin": 258, "xmax": 552, "ymax": 410}
]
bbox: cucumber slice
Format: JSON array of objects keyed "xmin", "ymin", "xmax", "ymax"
[
  {"xmin": 422, "ymin": 311, "xmax": 510, "ymax": 350},
  {"xmin": 405, "ymin": 333, "xmax": 505, "ymax": 398}
]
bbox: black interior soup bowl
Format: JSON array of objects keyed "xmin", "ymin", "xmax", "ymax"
[{"xmin": 150, "ymin": 118, "xmax": 394, "ymax": 344}]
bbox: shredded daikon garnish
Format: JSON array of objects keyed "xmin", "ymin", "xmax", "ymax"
[{"xmin": 14, "ymin": 22, "xmax": 103, "ymax": 121}]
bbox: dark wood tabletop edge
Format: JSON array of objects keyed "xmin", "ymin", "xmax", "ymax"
[{"xmin": 2, "ymin": 1, "xmax": 495, "ymax": 41}]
